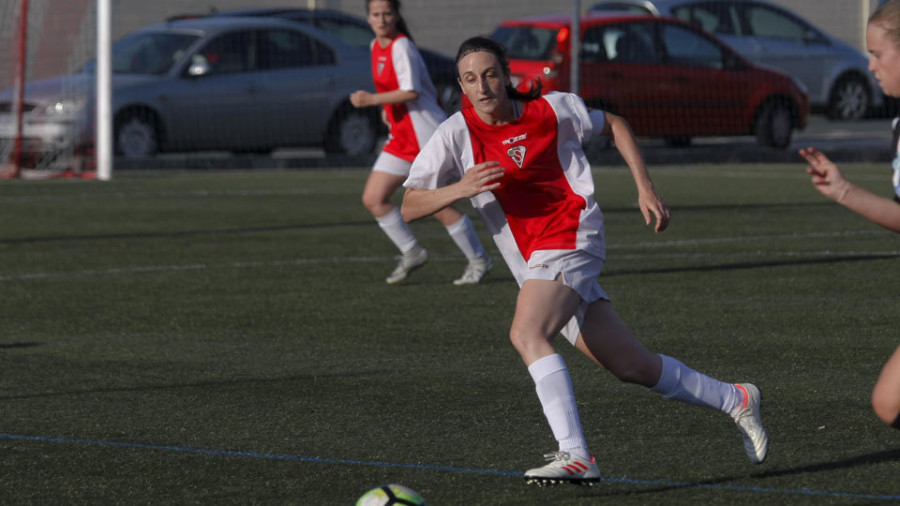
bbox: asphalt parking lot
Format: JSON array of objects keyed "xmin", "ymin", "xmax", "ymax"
[{"xmin": 117, "ymin": 115, "xmax": 896, "ymax": 171}]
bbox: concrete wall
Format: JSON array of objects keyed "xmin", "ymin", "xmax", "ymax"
[{"xmin": 0, "ymin": 0, "xmax": 885, "ymax": 85}]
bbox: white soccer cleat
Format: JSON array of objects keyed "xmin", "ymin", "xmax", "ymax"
[
  {"xmin": 386, "ymin": 246, "xmax": 428, "ymax": 284},
  {"xmin": 524, "ymin": 451, "xmax": 601, "ymax": 486},
  {"xmin": 453, "ymin": 254, "xmax": 493, "ymax": 285},
  {"xmin": 733, "ymin": 383, "xmax": 768, "ymax": 464}
]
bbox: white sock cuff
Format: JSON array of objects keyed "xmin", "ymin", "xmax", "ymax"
[
  {"xmin": 528, "ymin": 353, "xmax": 567, "ymax": 383},
  {"xmin": 375, "ymin": 207, "xmax": 403, "ymax": 226},
  {"xmin": 650, "ymin": 354, "xmax": 679, "ymax": 396},
  {"xmin": 445, "ymin": 214, "xmax": 472, "ymax": 234}
]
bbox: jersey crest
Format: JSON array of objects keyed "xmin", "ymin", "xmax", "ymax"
[{"xmin": 507, "ymin": 145, "xmax": 526, "ymax": 168}]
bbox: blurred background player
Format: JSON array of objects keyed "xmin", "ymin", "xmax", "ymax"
[
  {"xmin": 402, "ymin": 36, "xmax": 769, "ymax": 485},
  {"xmin": 350, "ymin": 0, "xmax": 491, "ymax": 285},
  {"xmin": 799, "ymin": 0, "xmax": 900, "ymax": 430}
]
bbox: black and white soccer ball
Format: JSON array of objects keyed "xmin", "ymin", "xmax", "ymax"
[{"xmin": 355, "ymin": 484, "xmax": 425, "ymax": 506}]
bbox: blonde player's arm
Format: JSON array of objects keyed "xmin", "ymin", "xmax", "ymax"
[
  {"xmin": 402, "ymin": 161, "xmax": 504, "ymax": 222},
  {"xmin": 599, "ymin": 112, "xmax": 670, "ymax": 233},
  {"xmin": 800, "ymin": 147, "xmax": 900, "ymax": 233}
]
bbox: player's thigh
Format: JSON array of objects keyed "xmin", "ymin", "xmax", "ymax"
[
  {"xmin": 362, "ymin": 170, "xmax": 408, "ymax": 208},
  {"xmin": 512, "ymin": 278, "xmax": 582, "ymax": 343}
]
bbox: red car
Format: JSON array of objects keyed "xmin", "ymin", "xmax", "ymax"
[{"xmin": 491, "ymin": 12, "xmax": 808, "ymax": 149}]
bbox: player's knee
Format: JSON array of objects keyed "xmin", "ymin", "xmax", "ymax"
[
  {"xmin": 871, "ymin": 389, "xmax": 900, "ymax": 426},
  {"xmin": 509, "ymin": 325, "xmax": 546, "ymax": 358}
]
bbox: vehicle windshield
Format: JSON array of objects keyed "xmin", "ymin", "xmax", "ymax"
[
  {"xmin": 589, "ymin": 3, "xmax": 654, "ymax": 14},
  {"xmin": 81, "ymin": 31, "xmax": 201, "ymax": 75},
  {"xmin": 491, "ymin": 26, "xmax": 560, "ymax": 61}
]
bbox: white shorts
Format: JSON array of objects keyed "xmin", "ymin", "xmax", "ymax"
[
  {"xmin": 524, "ymin": 249, "xmax": 609, "ymax": 345},
  {"xmin": 372, "ymin": 151, "xmax": 412, "ymax": 177}
]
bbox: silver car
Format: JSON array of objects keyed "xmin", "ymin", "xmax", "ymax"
[
  {"xmin": 0, "ymin": 16, "xmax": 381, "ymax": 161},
  {"xmin": 590, "ymin": 0, "xmax": 883, "ymax": 120}
]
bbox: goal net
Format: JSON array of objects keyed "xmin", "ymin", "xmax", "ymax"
[{"xmin": 1, "ymin": 0, "xmax": 97, "ymax": 179}]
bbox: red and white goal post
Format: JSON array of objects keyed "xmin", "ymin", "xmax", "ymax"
[{"xmin": 0, "ymin": 0, "xmax": 112, "ymax": 180}]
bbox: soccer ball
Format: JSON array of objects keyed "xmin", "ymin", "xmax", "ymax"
[{"xmin": 355, "ymin": 484, "xmax": 426, "ymax": 506}]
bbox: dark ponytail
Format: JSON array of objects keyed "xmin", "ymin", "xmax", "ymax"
[{"xmin": 454, "ymin": 36, "xmax": 541, "ymax": 101}]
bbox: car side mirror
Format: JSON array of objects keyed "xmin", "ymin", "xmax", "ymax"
[{"xmin": 187, "ymin": 54, "xmax": 211, "ymax": 77}]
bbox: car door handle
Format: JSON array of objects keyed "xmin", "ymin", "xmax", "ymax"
[{"xmin": 603, "ymin": 72, "xmax": 623, "ymax": 80}]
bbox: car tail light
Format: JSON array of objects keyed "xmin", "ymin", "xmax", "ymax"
[{"xmin": 542, "ymin": 26, "xmax": 569, "ymax": 85}]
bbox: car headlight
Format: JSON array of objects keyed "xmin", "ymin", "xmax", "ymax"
[{"xmin": 35, "ymin": 97, "xmax": 87, "ymax": 119}]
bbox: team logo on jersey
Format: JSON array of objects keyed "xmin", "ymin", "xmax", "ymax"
[{"xmin": 507, "ymin": 145, "xmax": 526, "ymax": 168}]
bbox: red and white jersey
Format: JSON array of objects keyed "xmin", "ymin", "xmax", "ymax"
[
  {"xmin": 406, "ymin": 92, "xmax": 607, "ymax": 286},
  {"xmin": 371, "ymin": 35, "xmax": 446, "ymax": 162}
]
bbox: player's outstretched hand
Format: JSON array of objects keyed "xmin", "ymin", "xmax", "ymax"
[
  {"xmin": 638, "ymin": 189, "xmax": 670, "ymax": 233},
  {"xmin": 459, "ymin": 161, "xmax": 504, "ymax": 198},
  {"xmin": 799, "ymin": 147, "xmax": 852, "ymax": 202}
]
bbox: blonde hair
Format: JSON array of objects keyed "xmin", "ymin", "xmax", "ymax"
[{"xmin": 870, "ymin": 0, "xmax": 900, "ymax": 47}]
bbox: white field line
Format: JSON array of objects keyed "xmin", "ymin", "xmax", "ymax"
[
  {"xmin": 0, "ymin": 188, "xmax": 343, "ymax": 203},
  {"xmin": 1, "ymin": 230, "xmax": 896, "ymax": 282}
]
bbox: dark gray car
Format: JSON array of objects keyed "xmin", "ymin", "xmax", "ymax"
[{"xmin": 0, "ymin": 16, "xmax": 381, "ymax": 159}]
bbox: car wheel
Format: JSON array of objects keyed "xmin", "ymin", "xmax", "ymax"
[
  {"xmin": 324, "ymin": 106, "xmax": 378, "ymax": 157},
  {"xmin": 438, "ymin": 84, "xmax": 462, "ymax": 115},
  {"xmin": 755, "ymin": 99, "xmax": 793, "ymax": 149},
  {"xmin": 826, "ymin": 75, "xmax": 870, "ymax": 121},
  {"xmin": 115, "ymin": 110, "xmax": 160, "ymax": 158}
]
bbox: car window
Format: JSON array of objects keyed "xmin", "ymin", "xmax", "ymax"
[
  {"xmin": 582, "ymin": 26, "xmax": 612, "ymax": 62},
  {"xmin": 314, "ymin": 18, "xmax": 373, "ymax": 49},
  {"xmin": 491, "ymin": 26, "xmax": 559, "ymax": 61},
  {"xmin": 743, "ymin": 4, "xmax": 811, "ymax": 42},
  {"xmin": 111, "ymin": 32, "xmax": 200, "ymax": 75},
  {"xmin": 589, "ymin": 2, "xmax": 653, "ymax": 14},
  {"xmin": 608, "ymin": 22, "xmax": 659, "ymax": 64},
  {"xmin": 257, "ymin": 29, "xmax": 335, "ymax": 70},
  {"xmin": 671, "ymin": 2, "xmax": 741, "ymax": 36},
  {"xmin": 660, "ymin": 23, "xmax": 724, "ymax": 69},
  {"xmin": 198, "ymin": 31, "xmax": 254, "ymax": 74}
]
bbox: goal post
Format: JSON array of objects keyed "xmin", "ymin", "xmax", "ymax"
[
  {"xmin": 0, "ymin": 0, "xmax": 101, "ymax": 179},
  {"xmin": 0, "ymin": 0, "xmax": 28, "ymax": 179},
  {"xmin": 96, "ymin": 0, "xmax": 111, "ymax": 180}
]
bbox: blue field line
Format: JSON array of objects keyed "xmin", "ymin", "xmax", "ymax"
[{"xmin": 2, "ymin": 432, "xmax": 899, "ymax": 501}]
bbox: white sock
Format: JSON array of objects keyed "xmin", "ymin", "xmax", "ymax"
[
  {"xmin": 528, "ymin": 354, "xmax": 590, "ymax": 460},
  {"xmin": 445, "ymin": 214, "xmax": 485, "ymax": 261},
  {"xmin": 376, "ymin": 208, "xmax": 418, "ymax": 254},
  {"xmin": 650, "ymin": 354, "xmax": 740, "ymax": 416}
]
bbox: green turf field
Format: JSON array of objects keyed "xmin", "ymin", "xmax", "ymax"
[{"xmin": 1, "ymin": 163, "xmax": 898, "ymax": 505}]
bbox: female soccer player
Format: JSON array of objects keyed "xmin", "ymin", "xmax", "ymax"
[
  {"xmin": 349, "ymin": 0, "xmax": 491, "ymax": 285},
  {"xmin": 401, "ymin": 36, "xmax": 769, "ymax": 485},
  {"xmin": 799, "ymin": 0, "xmax": 900, "ymax": 429}
]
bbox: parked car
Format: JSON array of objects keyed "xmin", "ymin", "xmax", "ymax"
[
  {"xmin": 490, "ymin": 12, "xmax": 808, "ymax": 149},
  {"xmin": 0, "ymin": 16, "xmax": 381, "ymax": 159},
  {"xmin": 203, "ymin": 8, "xmax": 461, "ymax": 114},
  {"xmin": 589, "ymin": 0, "xmax": 882, "ymax": 120}
]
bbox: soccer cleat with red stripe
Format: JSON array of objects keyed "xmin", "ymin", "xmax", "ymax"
[
  {"xmin": 733, "ymin": 383, "xmax": 768, "ymax": 464},
  {"xmin": 524, "ymin": 451, "xmax": 601, "ymax": 486}
]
